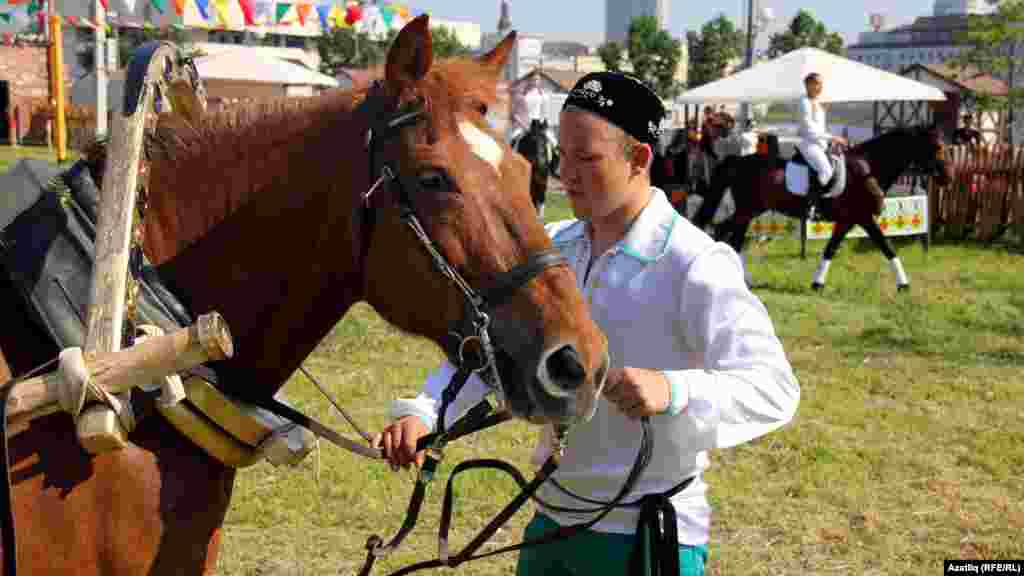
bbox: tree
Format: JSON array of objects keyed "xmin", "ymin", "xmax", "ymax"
[
  {"xmin": 596, "ymin": 41, "xmax": 625, "ymax": 72},
  {"xmin": 317, "ymin": 28, "xmax": 391, "ymax": 75},
  {"xmin": 317, "ymin": 24, "xmax": 470, "ymax": 76},
  {"xmin": 625, "ymin": 15, "xmax": 684, "ymax": 100},
  {"xmin": 430, "ymin": 25, "xmax": 473, "ymax": 59},
  {"xmin": 766, "ymin": 9, "xmax": 844, "ymax": 58},
  {"xmin": 596, "ymin": 16, "xmax": 684, "ymax": 98},
  {"xmin": 687, "ymin": 14, "xmax": 745, "ymax": 88},
  {"xmin": 951, "ymin": 0, "xmax": 1024, "ymax": 112}
]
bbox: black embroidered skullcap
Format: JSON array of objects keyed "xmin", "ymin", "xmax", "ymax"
[{"xmin": 563, "ymin": 71, "xmax": 666, "ymax": 146}]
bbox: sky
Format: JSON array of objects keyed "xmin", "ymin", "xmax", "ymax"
[{"xmin": 409, "ymin": 0, "xmax": 943, "ymax": 48}]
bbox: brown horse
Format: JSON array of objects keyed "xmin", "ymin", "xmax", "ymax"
[
  {"xmin": 0, "ymin": 17, "xmax": 609, "ymax": 574},
  {"xmin": 695, "ymin": 126, "xmax": 952, "ymax": 290}
]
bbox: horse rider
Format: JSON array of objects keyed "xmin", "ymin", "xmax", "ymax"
[
  {"xmin": 698, "ymin": 106, "xmax": 720, "ymax": 190},
  {"xmin": 952, "ymin": 113, "xmax": 983, "ymax": 147},
  {"xmin": 739, "ymin": 118, "xmax": 759, "ymax": 157},
  {"xmin": 797, "ymin": 72, "xmax": 848, "ymax": 219},
  {"xmin": 509, "ymin": 74, "xmax": 552, "ymax": 144},
  {"xmin": 376, "ymin": 71, "xmax": 800, "ymax": 576}
]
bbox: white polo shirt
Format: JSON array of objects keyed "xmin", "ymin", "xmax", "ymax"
[{"xmin": 391, "ymin": 188, "xmax": 800, "ymax": 545}]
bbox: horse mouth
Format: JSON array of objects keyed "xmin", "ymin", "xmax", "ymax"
[{"xmin": 491, "ymin": 347, "xmax": 605, "ymax": 425}]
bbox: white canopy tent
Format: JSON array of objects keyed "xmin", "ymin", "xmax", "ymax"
[
  {"xmin": 676, "ymin": 47, "xmax": 946, "ymax": 105},
  {"xmin": 194, "ymin": 52, "xmax": 340, "ymax": 88}
]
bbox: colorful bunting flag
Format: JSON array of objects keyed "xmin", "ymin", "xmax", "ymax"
[
  {"xmin": 0, "ymin": 13, "xmax": 10, "ymax": 23},
  {"xmin": 194, "ymin": 0, "xmax": 209, "ymax": 20},
  {"xmin": 211, "ymin": 0, "xmax": 229, "ymax": 27},
  {"xmin": 275, "ymin": 2, "xmax": 291, "ymax": 24},
  {"xmin": 328, "ymin": 2, "xmax": 346, "ymax": 28},
  {"xmin": 237, "ymin": 0, "xmax": 255, "ymax": 25},
  {"xmin": 295, "ymin": 2, "xmax": 310, "ymax": 26},
  {"xmin": 172, "ymin": 0, "xmax": 184, "ymax": 16},
  {"xmin": 150, "ymin": 0, "xmax": 165, "ymax": 14},
  {"xmin": 314, "ymin": 2, "xmax": 329, "ymax": 30}
]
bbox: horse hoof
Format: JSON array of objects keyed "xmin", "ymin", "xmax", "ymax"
[
  {"xmin": 897, "ymin": 284, "xmax": 909, "ymax": 293},
  {"xmin": 811, "ymin": 282, "xmax": 824, "ymax": 292}
]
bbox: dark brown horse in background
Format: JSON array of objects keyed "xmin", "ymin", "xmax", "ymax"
[
  {"xmin": 0, "ymin": 17, "xmax": 609, "ymax": 574},
  {"xmin": 695, "ymin": 126, "xmax": 952, "ymax": 290},
  {"xmin": 512, "ymin": 118, "xmax": 554, "ymax": 218}
]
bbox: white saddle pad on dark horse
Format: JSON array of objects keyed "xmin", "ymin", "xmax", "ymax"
[{"xmin": 785, "ymin": 153, "xmax": 847, "ymax": 198}]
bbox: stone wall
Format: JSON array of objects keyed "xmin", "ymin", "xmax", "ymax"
[{"xmin": 0, "ymin": 44, "xmax": 72, "ymax": 144}]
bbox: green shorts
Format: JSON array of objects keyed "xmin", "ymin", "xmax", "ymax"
[{"xmin": 516, "ymin": 513, "xmax": 708, "ymax": 576}]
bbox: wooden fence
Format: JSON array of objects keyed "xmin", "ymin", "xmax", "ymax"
[{"xmin": 926, "ymin": 144, "xmax": 1024, "ymax": 244}]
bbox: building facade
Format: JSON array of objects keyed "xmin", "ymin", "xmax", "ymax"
[
  {"xmin": 847, "ymin": 0, "xmax": 1006, "ymax": 73},
  {"xmin": 606, "ymin": 0, "xmax": 669, "ymax": 44},
  {"xmin": 846, "ymin": 0, "xmax": 1020, "ymax": 143}
]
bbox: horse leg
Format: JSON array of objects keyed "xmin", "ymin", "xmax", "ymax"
[
  {"xmin": 811, "ymin": 220, "xmax": 854, "ymax": 291},
  {"xmin": 692, "ymin": 172, "xmax": 724, "ymax": 232},
  {"xmin": 860, "ymin": 217, "xmax": 909, "ymax": 291},
  {"xmin": 723, "ymin": 212, "xmax": 755, "ymax": 285},
  {"xmin": 530, "ymin": 163, "xmax": 545, "ymax": 218}
]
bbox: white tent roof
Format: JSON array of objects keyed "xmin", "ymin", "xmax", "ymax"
[
  {"xmin": 676, "ymin": 47, "xmax": 946, "ymax": 105},
  {"xmin": 194, "ymin": 52, "xmax": 339, "ymax": 88}
]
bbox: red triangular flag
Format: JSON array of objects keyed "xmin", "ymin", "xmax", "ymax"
[
  {"xmin": 295, "ymin": 3, "xmax": 311, "ymax": 26},
  {"xmin": 238, "ymin": 0, "xmax": 256, "ymax": 25}
]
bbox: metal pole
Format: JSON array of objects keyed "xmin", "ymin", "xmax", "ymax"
[
  {"xmin": 1008, "ymin": 40, "xmax": 1015, "ymax": 145},
  {"xmin": 741, "ymin": 0, "xmax": 755, "ymax": 123},
  {"xmin": 94, "ymin": 0, "xmax": 107, "ymax": 137},
  {"xmin": 49, "ymin": 15, "xmax": 67, "ymax": 162}
]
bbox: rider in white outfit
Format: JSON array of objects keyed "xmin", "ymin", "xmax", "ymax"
[
  {"xmin": 796, "ymin": 73, "xmax": 847, "ymax": 217},
  {"xmin": 508, "ymin": 75, "xmax": 550, "ymax": 144}
]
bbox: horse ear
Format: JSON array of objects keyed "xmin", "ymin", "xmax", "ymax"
[
  {"xmin": 479, "ymin": 31, "xmax": 517, "ymax": 72},
  {"xmin": 386, "ymin": 15, "xmax": 433, "ymax": 87}
]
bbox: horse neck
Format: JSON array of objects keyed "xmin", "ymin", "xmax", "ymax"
[
  {"xmin": 149, "ymin": 93, "xmax": 369, "ymax": 398},
  {"xmin": 859, "ymin": 133, "xmax": 917, "ymax": 191}
]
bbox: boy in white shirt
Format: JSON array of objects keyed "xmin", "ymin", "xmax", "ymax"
[{"xmin": 376, "ymin": 72, "xmax": 800, "ymax": 576}]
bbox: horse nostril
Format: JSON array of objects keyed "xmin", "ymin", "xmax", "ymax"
[{"xmin": 545, "ymin": 345, "xmax": 585, "ymax": 390}]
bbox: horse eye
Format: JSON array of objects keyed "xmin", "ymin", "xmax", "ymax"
[
  {"xmin": 418, "ymin": 169, "xmax": 449, "ymax": 192},
  {"xmin": 476, "ymin": 103, "xmax": 488, "ymax": 116}
]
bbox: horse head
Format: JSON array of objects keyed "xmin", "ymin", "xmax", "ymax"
[
  {"xmin": 360, "ymin": 17, "xmax": 609, "ymax": 425},
  {"xmin": 911, "ymin": 124, "xmax": 953, "ymax": 186}
]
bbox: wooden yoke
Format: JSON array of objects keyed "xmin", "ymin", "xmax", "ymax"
[
  {"xmin": 6, "ymin": 312, "xmax": 231, "ymax": 431},
  {"xmin": 81, "ymin": 41, "xmax": 207, "ymax": 453}
]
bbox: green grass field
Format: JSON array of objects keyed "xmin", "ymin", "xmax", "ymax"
[
  {"xmin": 217, "ymin": 194, "xmax": 1023, "ymax": 575},
  {"xmin": 4, "ymin": 147, "xmax": 1022, "ymax": 574}
]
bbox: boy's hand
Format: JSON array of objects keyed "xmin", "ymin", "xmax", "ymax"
[
  {"xmin": 602, "ymin": 367, "xmax": 673, "ymax": 419},
  {"xmin": 374, "ymin": 416, "xmax": 430, "ymax": 471}
]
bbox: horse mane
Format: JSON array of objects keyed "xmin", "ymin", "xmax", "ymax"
[
  {"xmin": 850, "ymin": 125, "xmax": 929, "ymax": 158},
  {"xmin": 82, "ymin": 56, "xmax": 501, "ymax": 264}
]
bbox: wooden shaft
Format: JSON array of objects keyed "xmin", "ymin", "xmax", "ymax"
[{"xmin": 6, "ymin": 313, "xmax": 232, "ymax": 425}]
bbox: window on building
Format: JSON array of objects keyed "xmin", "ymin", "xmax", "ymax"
[{"xmin": 285, "ymin": 35, "xmax": 306, "ymax": 49}]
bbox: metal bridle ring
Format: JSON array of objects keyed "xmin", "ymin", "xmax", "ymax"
[{"xmin": 457, "ymin": 335, "xmax": 491, "ymax": 373}]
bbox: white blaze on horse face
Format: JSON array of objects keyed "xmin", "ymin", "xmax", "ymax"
[{"xmin": 458, "ymin": 121, "xmax": 503, "ymax": 173}]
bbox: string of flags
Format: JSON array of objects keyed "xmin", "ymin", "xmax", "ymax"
[{"xmin": 0, "ymin": 0, "xmax": 420, "ymax": 35}]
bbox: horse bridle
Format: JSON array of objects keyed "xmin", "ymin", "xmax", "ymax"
[{"xmin": 357, "ymin": 82, "xmax": 571, "ymax": 404}]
